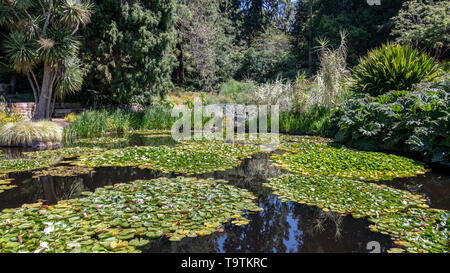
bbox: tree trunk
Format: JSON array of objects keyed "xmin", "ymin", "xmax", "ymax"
[
  {"xmin": 26, "ymin": 72, "xmax": 38, "ymax": 104},
  {"xmin": 33, "ymin": 62, "xmax": 53, "ymax": 120},
  {"xmin": 10, "ymin": 73, "xmax": 16, "ymax": 94}
]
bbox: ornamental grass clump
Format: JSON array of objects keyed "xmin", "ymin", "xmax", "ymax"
[{"xmin": 0, "ymin": 121, "xmax": 62, "ymax": 147}]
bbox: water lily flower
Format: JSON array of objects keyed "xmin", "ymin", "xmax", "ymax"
[
  {"xmin": 137, "ymin": 199, "xmax": 144, "ymax": 204},
  {"xmin": 96, "ymin": 205, "xmax": 102, "ymax": 209}
]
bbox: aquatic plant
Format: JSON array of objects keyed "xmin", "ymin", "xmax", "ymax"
[
  {"xmin": 265, "ymin": 174, "xmax": 427, "ymax": 218},
  {"xmin": 0, "ymin": 177, "xmax": 262, "ymax": 253},
  {"xmin": 369, "ymin": 207, "xmax": 449, "ymax": 253},
  {"xmin": 272, "ymin": 140, "xmax": 427, "ymax": 181},
  {"xmin": 0, "ymin": 147, "xmax": 105, "ymax": 175},
  {"xmin": 0, "ymin": 157, "xmax": 60, "ymax": 175},
  {"xmin": 74, "ymin": 142, "xmax": 260, "ymax": 175},
  {"xmin": 0, "ymin": 121, "xmax": 62, "ymax": 147},
  {"xmin": 32, "ymin": 166, "xmax": 95, "ymax": 178},
  {"xmin": 264, "ymin": 174, "xmax": 449, "ymax": 253},
  {"xmin": 0, "ymin": 178, "xmax": 17, "ymax": 194}
]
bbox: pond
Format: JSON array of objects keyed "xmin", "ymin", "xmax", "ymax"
[{"xmin": 0, "ymin": 132, "xmax": 448, "ymax": 253}]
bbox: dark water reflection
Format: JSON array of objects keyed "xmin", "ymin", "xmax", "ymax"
[{"xmin": 0, "ymin": 149, "xmax": 449, "ymax": 253}]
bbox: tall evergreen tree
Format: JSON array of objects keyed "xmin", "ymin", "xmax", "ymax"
[
  {"xmin": 81, "ymin": 0, "xmax": 177, "ymax": 106},
  {"xmin": 292, "ymin": 0, "xmax": 406, "ymax": 68}
]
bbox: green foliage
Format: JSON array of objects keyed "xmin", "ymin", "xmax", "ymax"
[
  {"xmin": 0, "ymin": 0, "xmax": 92, "ymax": 119},
  {"xmin": 315, "ymin": 31, "xmax": 349, "ymax": 107},
  {"xmin": 331, "ymin": 86, "xmax": 450, "ymax": 167},
  {"xmin": 0, "ymin": 121, "xmax": 62, "ymax": 147},
  {"xmin": 63, "ymin": 107, "xmax": 177, "ymax": 141},
  {"xmin": 0, "ymin": 176, "xmax": 262, "ymax": 252},
  {"xmin": 369, "ymin": 207, "xmax": 449, "ymax": 253},
  {"xmin": 279, "ymin": 105, "xmax": 330, "ymax": 136},
  {"xmin": 391, "ymin": 0, "xmax": 450, "ymax": 60},
  {"xmin": 272, "ymin": 136, "xmax": 426, "ymax": 181},
  {"xmin": 292, "ymin": 0, "xmax": 407, "ymax": 66},
  {"xmin": 219, "ymin": 80, "xmax": 259, "ymax": 104},
  {"xmin": 266, "ymin": 174, "xmax": 427, "ymax": 218},
  {"xmin": 351, "ymin": 43, "xmax": 442, "ymax": 96},
  {"xmin": 265, "ymin": 174, "xmax": 449, "ymax": 253},
  {"xmin": 80, "ymin": 0, "xmax": 177, "ymax": 106},
  {"xmin": 236, "ymin": 27, "xmax": 296, "ymax": 82},
  {"xmin": 74, "ymin": 142, "xmax": 260, "ymax": 175}
]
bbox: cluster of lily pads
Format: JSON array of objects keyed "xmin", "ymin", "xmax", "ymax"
[
  {"xmin": 272, "ymin": 136, "xmax": 427, "ymax": 181},
  {"xmin": 73, "ymin": 142, "xmax": 260, "ymax": 175},
  {"xmin": 0, "ymin": 178, "xmax": 17, "ymax": 194},
  {"xmin": 32, "ymin": 166, "xmax": 95, "ymax": 178},
  {"xmin": 369, "ymin": 207, "xmax": 449, "ymax": 253},
  {"xmin": 264, "ymin": 136, "xmax": 449, "ymax": 252},
  {"xmin": 0, "ymin": 177, "xmax": 262, "ymax": 253},
  {"xmin": 265, "ymin": 174, "xmax": 449, "ymax": 253},
  {"xmin": 0, "ymin": 147, "xmax": 105, "ymax": 176},
  {"xmin": 266, "ymin": 174, "xmax": 428, "ymax": 218}
]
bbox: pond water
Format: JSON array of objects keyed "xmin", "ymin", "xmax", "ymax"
[{"xmin": 0, "ymin": 133, "xmax": 448, "ymax": 253}]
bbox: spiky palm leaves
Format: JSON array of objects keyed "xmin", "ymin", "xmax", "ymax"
[{"xmin": 0, "ymin": 0, "xmax": 93, "ymax": 120}]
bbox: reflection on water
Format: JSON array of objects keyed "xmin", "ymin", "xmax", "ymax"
[
  {"xmin": 0, "ymin": 146, "xmax": 448, "ymax": 253},
  {"xmin": 381, "ymin": 174, "xmax": 450, "ymax": 210}
]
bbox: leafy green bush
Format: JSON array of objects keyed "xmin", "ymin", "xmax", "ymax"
[
  {"xmin": 331, "ymin": 87, "xmax": 449, "ymax": 167},
  {"xmin": 219, "ymin": 80, "xmax": 259, "ymax": 104},
  {"xmin": 351, "ymin": 43, "xmax": 442, "ymax": 96}
]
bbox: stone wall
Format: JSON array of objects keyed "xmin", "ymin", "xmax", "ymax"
[
  {"xmin": 1, "ymin": 102, "xmax": 35, "ymax": 120},
  {"xmin": 1, "ymin": 102, "xmax": 84, "ymax": 120}
]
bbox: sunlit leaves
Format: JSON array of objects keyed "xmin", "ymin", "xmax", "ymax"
[
  {"xmin": 272, "ymin": 137, "xmax": 427, "ymax": 181},
  {"xmin": 265, "ymin": 174, "xmax": 426, "ymax": 218},
  {"xmin": 0, "ymin": 177, "xmax": 262, "ymax": 253},
  {"xmin": 74, "ymin": 142, "xmax": 260, "ymax": 175}
]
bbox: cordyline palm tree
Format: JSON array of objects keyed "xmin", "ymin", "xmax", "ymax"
[{"xmin": 0, "ymin": 0, "xmax": 92, "ymax": 120}]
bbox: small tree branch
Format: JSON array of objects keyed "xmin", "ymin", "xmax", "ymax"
[
  {"xmin": 21, "ymin": 7, "xmax": 41, "ymax": 36},
  {"xmin": 26, "ymin": 71, "xmax": 39, "ymax": 104},
  {"xmin": 42, "ymin": 0, "xmax": 54, "ymax": 37},
  {"xmin": 71, "ymin": 24, "xmax": 80, "ymax": 35},
  {"xmin": 30, "ymin": 69, "xmax": 41, "ymax": 96}
]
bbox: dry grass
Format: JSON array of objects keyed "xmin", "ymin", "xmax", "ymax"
[{"xmin": 0, "ymin": 121, "xmax": 63, "ymax": 147}]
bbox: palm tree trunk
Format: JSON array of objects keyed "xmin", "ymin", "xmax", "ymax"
[{"xmin": 33, "ymin": 62, "xmax": 53, "ymax": 120}]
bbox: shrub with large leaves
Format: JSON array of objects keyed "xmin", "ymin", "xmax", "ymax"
[
  {"xmin": 351, "ymin": 43, "xmax": 442, "ymax": 96},
  {"xmin": 331, "ymin": 87, "xmax": 449, "ymax": 167}
]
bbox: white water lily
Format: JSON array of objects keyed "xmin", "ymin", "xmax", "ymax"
[{"xmin": 43, "ymin": 223, "xmax": 55, "ymax": 234}]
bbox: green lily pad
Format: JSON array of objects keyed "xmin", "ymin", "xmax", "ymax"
[{"xmin": 0, "ymin": 176, "xmax": 261, "ymax": 253}]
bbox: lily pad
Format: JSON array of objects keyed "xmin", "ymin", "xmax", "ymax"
[
  {"xmin": 272, "ymin": 137, "xmax": 427, "ymax": 181},
  {"xmin": 0, "ymin": 176, "xmax": 262, "ymax": 253}
]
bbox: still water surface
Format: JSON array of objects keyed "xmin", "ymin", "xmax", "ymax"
[{"xmin": 1, "ymin": 135, "xmax": 448, "ymax": 253}]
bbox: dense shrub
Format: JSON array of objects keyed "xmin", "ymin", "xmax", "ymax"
[
  {"xmin": 218, "ymin": 80, "xmax": 259, "ymax": 105},
  {"xmin": 351, "ymin": 43, "xmax": 442, "ymax": 96},
  {"xmin": 331, "ymin": 87, "xmax": 449, "ymax": 167}
]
